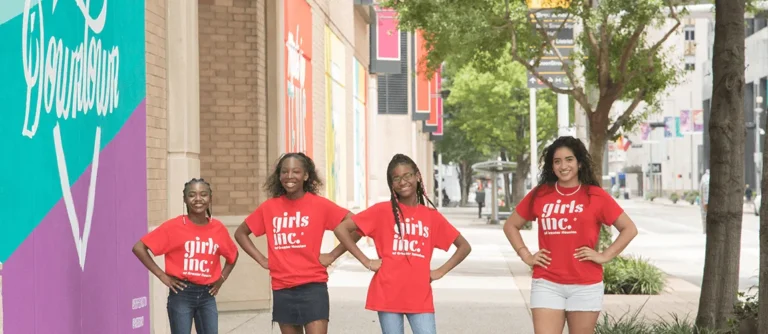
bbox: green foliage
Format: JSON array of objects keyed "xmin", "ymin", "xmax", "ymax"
[
  {"xmin": 682, "ymin": 190, "xmax": 699, "ymax": 205},
  {"xmin": 603, "ymin": 255, "xmax": 665, "ymax": 295},
  {"xmin": 598, "ymin": 225, "xmax": 613, "ymax": 252},
  {"xmin": 445, "ymin": 57, "xmax": 558, "ymax": 159},
  {"xmin": 724, "ymin": 289, "xmax": 759, "ymax": 334},
  {"xmin": 596, "ymin": 312, "xmax": 723, "ymax": 334},
  {"xmin": 669, "ymin": 192, "xmax": 680, "ymax": 204},
  {"xmin": 385, "ymin": 0, "xmax": 683, "ymax": 139},
  {"xmin": 434, "ymin": 104, "xmax": 486, "ymax": 165}
]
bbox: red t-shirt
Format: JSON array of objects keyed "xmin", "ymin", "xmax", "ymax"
[
  {"xmin": 141, "ymin": 215, "xmax": 239, "ymax": 285},
  {"xmin": 244, "ymin": 193, "xmax": 350, "ymax": 290},
  {"xmin": 515, "ymin": 184, "xmax": 623, "ymax": 285},
  {"xmin": 352, "ymin": 202, "xmax": 460, "ymax": 313}
]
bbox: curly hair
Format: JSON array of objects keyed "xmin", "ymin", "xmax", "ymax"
[
  {"xmin": 264, "ymin": 153, "xmax": 323, "ymax": 198},
  {"xmin": 386, "ymin": 154, "xmax": 436, "ymax": 235},
  {"xmin": 529, "ymin": 136, "xmax": 601, "ymax": 211}
]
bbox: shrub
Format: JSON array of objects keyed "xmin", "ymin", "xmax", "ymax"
[
  {"xmin": 613, "ymin": 189, "xmax": 621, "ymax": 198},
  {"xmin": 669, "ymin": 192, "xmax": 680, "ymax": 204},
  {"xmin": 684, "ymin": 191, "xmax": 699, "ymax": 205},
  {"xmin": 603, "ymin": 256, "xmax": 665, "ymax": 295},
  {"xmin": 596, "ymin": 312, "xmax": 723, "ymax": 334},
  {"xmin": 725, "ymin": 289, "xmax": 759, "ymax": 334}
]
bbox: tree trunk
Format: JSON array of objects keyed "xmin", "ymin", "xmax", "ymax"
[
  {"xmin": 696, "ymin": 0, "xmax": 745, "ymax": 330},
  {"xmin": 500, "ymin": 150, "xmax": 512, "ymax": 207},
  {"xmin": 587, "ymin": 106, "xmax": 610, "ymax": 185},
  {"xmin": 512, "ymin": 152, "xmax": 531, "ymax": 207},
  {"xmin": 760, "ymin": 113, "xmax": 768, "ymax": 334},
  {"xmin": 458, "ymin": 161, "xmax": 473, "ymax": 206}
]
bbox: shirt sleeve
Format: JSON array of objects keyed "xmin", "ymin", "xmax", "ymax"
[
  {"xmin": 322, "ymin": 196, "xmax": 351, "ymax": 231},
  {"xmin": 595, "ymin": 187, "xmax": 624, "ymax": 226},
  {"xmin": 431, "ymin": 210, "xmax": 460, "ymax": 251},
  {"xmin": 218, "ymin": 225, "xmax": 239, "ymax": 265},
  {"xmin": 244, "ymin": 204, "xmax": 267, "ymax": 237},
  {"xmin": 351, "ymin": 203, "xmax": 385, "ymax": 237},
  {"xmin": 140, "ymin": 220, "xmax": 172, "ymax": 256},
  {"xmin": 514, "ymin": 187, "xmax": 538, "ymax": 221}
]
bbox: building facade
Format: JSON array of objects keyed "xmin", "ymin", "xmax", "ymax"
[{"xmin": 0, "ymin": 0, "xmax": 441, "ymax": 333}]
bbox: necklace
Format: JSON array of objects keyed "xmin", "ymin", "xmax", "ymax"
[{"xmin": 555, "ymin": 182, "xmax": 581, "ymax": 196}]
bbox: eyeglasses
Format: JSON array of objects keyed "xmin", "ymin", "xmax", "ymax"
[{"xmin": 392, "ymin": 172, "xmax": 415, "ymax": 184}]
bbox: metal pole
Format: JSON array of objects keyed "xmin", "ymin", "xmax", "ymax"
[
  {"xmin": 437, "ymin": 153, "xmax": 443, "ymax": 208},
  {"xmin": 756, "ymin": 108, "xmax": 763, "ymax": 194},
  {"xmin": 557, "ymin": 94, "xmax": 569, "ymax": 136},
  {"xmin": 491, "ymin": 172, "xmax": 498, "ymax": 223},
  {"xmin": 530, "ymin": 89, "xmax": 538, "ymax": 185}
]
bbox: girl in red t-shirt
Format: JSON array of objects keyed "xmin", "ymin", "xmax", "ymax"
[
  {"xmin": 503, "ymin": 137, "xmax": 639, "ymax": 334},
  {"xmin": 234, "ymin": 153, "xmax": 360, "ymax": 334},
  {"xmin": 334, "ymin": 153, "xmax": 472, "ymax": 334},
  {"xmin": 132, "ymin": 178, "xmax": 240, "ymax": 334}
]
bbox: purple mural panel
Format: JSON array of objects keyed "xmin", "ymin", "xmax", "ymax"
[{"xmin": 3, "ymin": 103, "xmax": 150, "ymax": 334}]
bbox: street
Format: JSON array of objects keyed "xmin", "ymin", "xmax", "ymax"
[{"xmin": 617, "ymin": 198, "xmax": 761, "ymax": 291}]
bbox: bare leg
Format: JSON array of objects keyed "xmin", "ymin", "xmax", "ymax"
[
  {"xmin": 304, "ymin": 320, "xmax": 329, "ymax": 334},
  {"xmin": 532, "ymin": 308, "xmax": 566, "ymax": 334},
  {"xmin": 565, "ymin": 311, "xmax": 600, "ymax": 334},
  {"xmin": 279, "ymin": 324, "xmax": 304, "ymax": 334}
]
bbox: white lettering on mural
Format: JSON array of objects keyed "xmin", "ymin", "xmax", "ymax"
[
  {"xmin": 20, "ymin": 0, "xmax": 119, "ymax": 271},
  {"xmin": 21, "ymin": 0, "xmax": 119, "ymax": 139},
  {"xmin": 285, "ymin": 26, "xmax": 307, "ymax": 153},
  {"xmin": 132, "ymin": 316, "xmax": 144, "ymax": 329}
]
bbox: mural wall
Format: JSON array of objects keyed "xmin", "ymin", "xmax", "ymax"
[
  {"xmin": 352, "ymin": 60, "xmax": 368, "ymax": 208},
  {"xmin": 285, "ymin": 0, "xmax": 314, "ymax": 157},
  {"xmin": 325, "ymin": 27, "xmax": 346, "ymax": 203},
  {"xmin": 0, "ymin": 0, "xmax": 149, "ymax": 333}
]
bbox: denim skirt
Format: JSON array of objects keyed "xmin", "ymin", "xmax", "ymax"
[{"xmin": 272, "ymin": 282, "xmax": 330, "ymax": 325}]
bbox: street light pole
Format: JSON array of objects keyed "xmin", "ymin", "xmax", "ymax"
[{"xmin": 755, "ymin": 96, "xmax": 763, "ymax": 194}]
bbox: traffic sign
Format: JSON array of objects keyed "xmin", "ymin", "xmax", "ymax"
[{"xmin": 526, "ymin": 8, "xmax": 574, "ymax": 89}]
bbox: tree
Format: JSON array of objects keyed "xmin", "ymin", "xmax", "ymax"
[
  {"xmin": 434, "ymin": 105, "xmax": 488, "ymax": 206},
  {"xmin": 446, "ymin": 58, "xmax": 558, "ymax": 207},
  {"xmin": 386, "ymin": 0, "xmax": 681, "ymax": 179},
  {"xmin": 696, "ymin": 0, "xmax": 745, "ymax": 330}
]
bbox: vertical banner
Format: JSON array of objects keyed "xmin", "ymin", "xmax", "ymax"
[
  {"xmin": 285, "ymin": 0, "xmax": 314, "ymax": 157},
  {"xmin": 325, "ymin": 27, "xmax": 345, "ymax": 202},
  {"xmin": 640, "ymin": 122, "xmax": 652, "ymax": 141},
  {"xmin": 664, "ymin": 116, "xmax": 683, "ymax": 138},
  {"xmin": 693, "ymin": 109, "xmax": 704, "ymax": 132},
  {"xmin": 423, "ymin": 67, "xmax": 442, "ymax": 132},
  {"xmin": 375, "ymin": 5, "xmax": 400, "ymax": 61},
  {"xmin": 680, "ymin": 110, "xmax": 693, "ymax": 133},
  {"xmin": 0, "ymin": 1, "xmax": 149, "ymax": 333},
  {"xmin": 353, "ymin": 60, "xmax": 368, "ymax": 208},
  {"xmin": 413, "ymin": 30, "xmax": 431, "ymax": 121}
]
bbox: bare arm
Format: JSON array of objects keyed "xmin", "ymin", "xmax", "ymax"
[
  {"xmin": 328, "ymin": 213, "xmax": 363, "ymax": 260},
  {"xmin": 601, "ymin": 213, "xmax": 638, "ymax": 261},
  {"xmin": 234, "ymin": 222, "xmax": 268, "ymax": 269},
  {"xmin": 433, "ymin": 235, "xmax": 471, "ymax": 277},
  {"xmin": 221, "ymin": 252, "xmax": 239, "ymax": 280},
  {"xmin": 132, "ymin": 241, "xmax": 166, "ymax": 279},
  {"xmin": 333, "ymin": 217, "xmax": 372, "ymax": 267},
  {"xmin": 503, "ymin": 211, "xmax": 534, "ymax": 261}
]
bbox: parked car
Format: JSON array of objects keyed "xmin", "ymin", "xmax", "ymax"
[{"xmin": 754, "ymin": 194, "xmax": 761, "ymax": 216}]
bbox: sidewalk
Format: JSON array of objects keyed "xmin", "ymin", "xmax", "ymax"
[
  {"xmin": 637, "ymin": 195, "xmax": 755, "ymax": 215},
  {"xmin": 218, "ymin": 206, "xmax": 701, "ymax": 333}
]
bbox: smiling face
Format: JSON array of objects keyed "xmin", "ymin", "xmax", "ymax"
[
  {"xmin": 184, "ymin": 182, "xmax": 211, "ymax": 215},
  {"xmin": 552, "ymin": 147, "xmax": 580, "ymax": 186},
  {"xmin": 279, "ymin": 157, "xmax": 309, "ymax": 196},
  {"xmin": 390, "ymin": 164, "xmax": 420, "ymax": 201}
]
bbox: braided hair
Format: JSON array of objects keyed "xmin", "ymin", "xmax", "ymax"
[
  {"xmin": 183, "ymin": 178, "xmax": 212, "ymax": 217},
  {"xmin": 386, "ymin": 154, "xmax": 436, "ymax": 235},
  {"xmin": 264, "ymin": 153, "xmax": 323, "ymax": 198}
]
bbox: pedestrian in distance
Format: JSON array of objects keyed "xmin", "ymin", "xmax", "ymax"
[
  {"xmin": 234, "ymin": 152, "xmax": 360, "ymax": 334},
  {"xmin": 132, "ymin": 178, "xmax": 239, "ymax": 334},
  {"xmin": 333, "ymin": 153, "xmax": 472, "ymax": 334},
  {"xmin": 502, "ymin": 136, "xmax": 639, "ymax": 334},
  {"xmin": 699, "ymin": 169, "xmax": 710, "ymax": 234},
  {"xmin": 475, "ymin": 182, "xmax": 486, "ymax": 219}
]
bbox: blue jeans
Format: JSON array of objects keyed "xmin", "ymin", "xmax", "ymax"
[
  {"xmin": 378, "ymin": 312, "xmax": 436, "ymax": 334},
  {"xmin": 167, "ymin": 282, "xmax": 218, "ymax": 334}
]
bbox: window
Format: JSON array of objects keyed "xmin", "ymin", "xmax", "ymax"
[
  {"xmin": 685, "ymin": 63, "xmax": 695, "ymax": 71},
  {"xmin": 684, "ymin": 29, "xmax": 695, "ymax": 41}
]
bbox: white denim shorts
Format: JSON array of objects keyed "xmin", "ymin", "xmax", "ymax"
[{"xmin": 529, "ymin": 278, "xmax": 604, "ymax": 312}]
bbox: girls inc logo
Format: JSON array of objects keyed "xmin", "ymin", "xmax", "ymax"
[
  {"xmin": 183, "ymin": 237, "xmax": 220, "ymax": 276},
  {"xmin": 391, "ymin": 218, "xmax": 430, "ymax": 258},
  {"xmin": 539, "ymin": 199, "xmax": 583, "ymax": 235},
  {"xmin": 271, "ymin": 212, "xmax": 310, "ymax": 249}
]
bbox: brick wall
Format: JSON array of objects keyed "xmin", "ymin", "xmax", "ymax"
[
  {"xmin": 146, "ymin": 0, "xmax": 168, "ymax": 227},
  {"xmin": 198, "ymin": 0, "xmax": 267, "ymax": 216}
]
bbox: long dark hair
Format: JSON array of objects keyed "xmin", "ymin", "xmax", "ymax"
[
  {"xmin": 264, "ymin": 153, "xmax": 323, "ymax": 198},
  {"xmin": 529, "ymin": 136, "xmax": 600, "ymax": 212},
  {"xmin": 386, "ymin": 154, "xmax": 435, "ymax": 234},
  {"xmin": 183, "ymin": 178, "xmax": 212, "ymax": 217}
]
